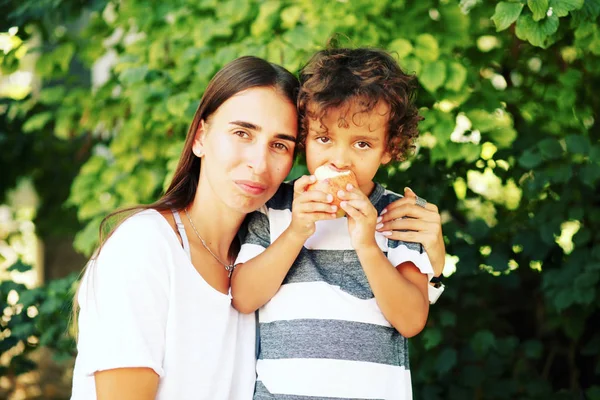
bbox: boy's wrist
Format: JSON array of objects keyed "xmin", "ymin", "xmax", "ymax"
[
  {"xmin": 283, "ymin": 226, "xmax": 311, "ymax": 244},
  {"xmin": 354, "ymin": 240, "xmax": 380, "ymax": 254}
]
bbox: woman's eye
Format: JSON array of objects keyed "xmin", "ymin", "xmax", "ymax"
[
  {"xmin": 273, "ymin": 142, "xmax": 289, "ymax": 151},
  {"xmin": 234, "ymin": 130, "xmax": 249, "ymax": 138},
  {"xmin": 316, "ymin": 136, "xmax": 330, "ymax": 144}
]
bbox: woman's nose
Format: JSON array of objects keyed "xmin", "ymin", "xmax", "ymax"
[{"xmin": 246, "ymin": 145, "xmax": 268, "ymax": 174}]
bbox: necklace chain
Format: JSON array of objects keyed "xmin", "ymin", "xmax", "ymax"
[{"xmin": 184, "ymin": 208, "xmax": 236, "ymax": 277}]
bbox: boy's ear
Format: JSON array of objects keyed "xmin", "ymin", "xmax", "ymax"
[
  {"xmin": 381, "ymin": 151, "xmax": 392, "ymax": 165},
  {"xmin": 192, "ymin": 120, "xmax": 207, "ymax": 157}
]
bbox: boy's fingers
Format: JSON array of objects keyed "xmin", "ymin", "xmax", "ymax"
[
  {"xmin": 340, "ymin": 201, "xmax": 362, "ymax": 219},
  {"xmin": 295, "ymin": 201, "xmax": 338, "ymax": 214},
  {"xmin": 341, "ymin": 199, "xmax": 372, "ymax": 218},
  {"xmin": 296, "ymin": 189, "xmax": 333, "ymax": 204},
  {"xmin": 293, "ymin": 175, "xmax": 316, "ymax": 194}
]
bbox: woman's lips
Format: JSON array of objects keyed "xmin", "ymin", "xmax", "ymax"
[{"xmin": 235, "ymin": 180, "xmax": 268, "ymax": 196}]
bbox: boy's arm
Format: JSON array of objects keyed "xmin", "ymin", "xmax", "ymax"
[
  {"xmin": 339, "ymin": 186, "xmax": 430, "ymax": 337},
  {"xmin": 231, "ymin": 176, "xmax": 337, "ymax": 314},
  {"xmin": 355, "ymin": 246, "xmax": 429, "ymax": 337}
]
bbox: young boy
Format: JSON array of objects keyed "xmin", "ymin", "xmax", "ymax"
[{"xmin": 232, "ymin": 48, "xmax": 437, "ymax": 399}]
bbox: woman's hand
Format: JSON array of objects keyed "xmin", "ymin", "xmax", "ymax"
[{"xmin": 376, "ymin": 187, "xmax": 445, "ymax": 276}]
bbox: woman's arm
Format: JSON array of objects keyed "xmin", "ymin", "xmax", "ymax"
[
  {"xmin": 95, "ymin": 368, "xmax": 159, "ymax": 400},
  {"xmin": 376, "ymin": 187, "xmax": 446, "ymax": 276},
  {"xmin": 75, "ymin": 214, "xmax": 170, "ymax": 398}
]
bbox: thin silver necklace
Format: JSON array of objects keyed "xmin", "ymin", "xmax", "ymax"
[{"xmin": 184, "ymin": 208, "xmax": 236, "ymax": 278}]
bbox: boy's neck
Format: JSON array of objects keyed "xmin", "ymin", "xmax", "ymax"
[{"xmin": 359, "ymin": 180, "xmax": 376, "ymax": 198}]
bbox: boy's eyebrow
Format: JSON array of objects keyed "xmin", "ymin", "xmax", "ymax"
[
  {"xmin": 351, "ymin": 134, "xmax": 382, "ymax": 142},
  {"xmin": 230, "ymin": 120, "xmax": 296, "ymax": 143}
]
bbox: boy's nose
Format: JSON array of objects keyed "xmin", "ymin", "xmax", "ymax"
[{"xmin": 331, "ymin": 150, "xmax": 352, "ymax": 170}]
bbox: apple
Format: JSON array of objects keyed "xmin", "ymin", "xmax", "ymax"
[{"xmin": 306, "ymin": 165, "xmax": 358, "ymax": 218}]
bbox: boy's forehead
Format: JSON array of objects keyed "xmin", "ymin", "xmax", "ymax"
[{"xmin": 308, "ymin": 99, "xmax": 390, "ymax": 134}]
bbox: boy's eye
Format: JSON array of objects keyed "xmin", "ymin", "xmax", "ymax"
[
  {"xmin": 316, "ymin": 136, "xmax": 330, "ymax": 144},
  {"xmin": 355, "ymin": 141, "xmax": 371, "ymax": 149}
]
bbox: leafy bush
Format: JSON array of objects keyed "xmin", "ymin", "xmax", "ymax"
[{"xmin": 1, "ymin": 0, "xmax": 599, "ymax": 398}]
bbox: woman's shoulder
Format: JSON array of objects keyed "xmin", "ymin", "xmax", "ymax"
[{"xmin": 101, "ymin": 209, "xmax": 177, "ymax": 254}]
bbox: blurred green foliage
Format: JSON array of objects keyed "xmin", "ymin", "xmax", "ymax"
[{"xmin": 1, "ymin": 0, "xmax": 600, "ymax": 398}]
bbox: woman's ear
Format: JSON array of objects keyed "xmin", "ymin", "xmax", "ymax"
[{"xmin": 192, "ymin": 120, "xmax": 207, "ymax": 157}]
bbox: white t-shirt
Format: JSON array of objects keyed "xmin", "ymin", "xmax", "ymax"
[{"xmin": 71, "ymin": 210, "xmax": 256, "ymax": 400}]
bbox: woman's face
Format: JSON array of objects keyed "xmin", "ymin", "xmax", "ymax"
[{"xmin": 193, "ymin": 86, "xmax": 298, "ymax": 215}]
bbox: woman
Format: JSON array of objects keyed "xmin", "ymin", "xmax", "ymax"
[{"xmin": 71, "ymin": 56, "xmax": 445, "ymax": 400}]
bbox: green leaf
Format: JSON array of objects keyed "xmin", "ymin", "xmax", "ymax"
[
  {"xmin": 420, "ymin": 61, "xmax": 446, "ymax": 93},
  {"xmin": 590, "ymin": 145, "xmax": 600, "ymax": 163},
  {"xmin": 166, "ymin": 93, "xmax": 191, "ymax": 118},
  {"xmin": 7, "ymin": 260, "xmax": 33, "ymax": 273},
  {"xmin": 119, "ymin": 66, "xmax": 148, "ymax": 84},
  {"xmin": 251, "ymin": 1, "xmax": 281, "ymax": 37},
  {"xmin": 538, "ymin": 138, "xmax": 564, "ymax": 159},
  {"xmin": 22, "ymin": 112, "xmax": 53, "ymax": 133},
  {"xmin": 549, "ymin": 0, "xmax": 585, "ymax": 17},
  {"xmin": 389, "ymin": 38, "xmax": 413, "ymax": 59},
  {"xmin": 488, "ymin": 127, "xmax": 517, "ymax": 148},
  {"xmin": 492, "ymin": 2, "xmax": 525, "ymax": 31},
  {"xmin": 39, "ymin": 87, "xmax": 66, "ymax": 105},
  {"xmin": 548, "ymin": 164, "xmax": 573, "ymax": 182},
  {"xmin": 554, "ymin": 290, "xmax": 575, "ymax": 311},
  {"xmin": 581, "ymin": 164, "xmax": 600, "ymax": 187},
  {"xmin": 281, "ymin": 5, "xmax": 303, "ymax": 30},
  {"xmin": 439, "ymin": 310, "xmax": 457, "ymax": 327},
  {"xmin": 519, "ymin": 149, "xmax": 544, "ymax": 169},
  {"xmin": 414, "ymin": 34, "xmax": 440, "ymax": 62},
  {"xmin": 422, "ymin": 328, "xmax": 443, "ymax": 350},
  {"xmin": 445, "ymin": 62, "xmax": 468, "ymax": 91},
  {"xmin": 529, "ymin": 0, "xmax": 550, "ymax": 21},
  {"xmin": 436, "ymin": 348, "xmax": 458, "ymax": 375},
  {"xmin": 565, "ymin": 134, "xmax": 590, "ymax": 155},
  {"xmin": 523, "ymin": 340, "xmax": 544, "ymax": 359},
  {"xmin": 516, "ymin": 13, "xmax": 560, "ymax": 48},
  {"xmin": 471, "ymin": 330, "xmax": 497, "ymax": 355}
]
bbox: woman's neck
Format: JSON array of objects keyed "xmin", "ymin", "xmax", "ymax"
[{"xmin": 185, "ymin": 186, "xmax": 246, "ymax": 262}]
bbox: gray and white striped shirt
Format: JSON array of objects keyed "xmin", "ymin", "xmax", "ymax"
[{"xmin": 236, "ymin": 182, "xmax": 434, "ymax": 400}]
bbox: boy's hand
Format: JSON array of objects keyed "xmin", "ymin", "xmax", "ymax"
[
  {"xmin": 288, "ymin": 175, "xmax": 337, "ymax": 240},
  {"xmin": 338, "ymin": 184, "xmax": 378, "ymax": 250}
]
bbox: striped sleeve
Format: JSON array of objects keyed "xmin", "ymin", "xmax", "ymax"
[
  {"xmin": 235, "ymin": 206, "xmax": 270, "ymax": 264},
  {"xmin": 387, "ymin": 239, "xmax": 434, "ymax": 279}
]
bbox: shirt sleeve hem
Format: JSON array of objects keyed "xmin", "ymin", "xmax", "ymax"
[{"xmin": 84, "ymin": 361, "xmax": 165, "ymax": 378}]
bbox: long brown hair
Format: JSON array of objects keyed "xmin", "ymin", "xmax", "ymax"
[
  {"xmin": 98, "ymin": 56, "xmax": 299, "ymax": 247},
  {"xmin": 72, "ymin": 56, "xmax": 299, "ymax": 330}
]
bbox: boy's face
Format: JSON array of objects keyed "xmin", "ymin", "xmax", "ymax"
[{"xmin": 305, "ymin": 99, "xmax": 392, "ymax": 196}]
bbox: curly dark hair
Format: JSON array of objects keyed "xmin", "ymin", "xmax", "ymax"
[{"xmin": 298, "ymin": 48, "xmax": 422, "ymax": 161}]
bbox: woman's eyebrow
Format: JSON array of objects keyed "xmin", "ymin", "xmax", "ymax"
[
  {"xmin": 230, "ymin": 120, "xmax": 260, "ymax": 131},
  {"xmin": 230, "ymin": 120, "xmax": 296, "ymax": 143},
  {"xmin": 275, "ymin": 133, "xmax": 297, "ymax": 143}
]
